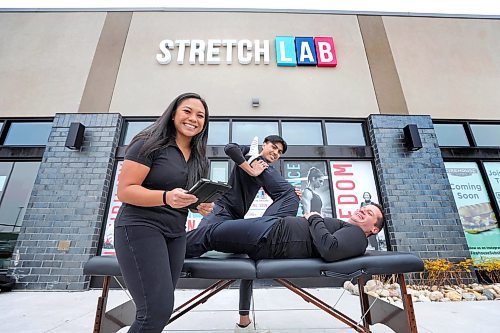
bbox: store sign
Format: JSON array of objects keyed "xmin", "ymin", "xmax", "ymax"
[
  {"xmin": 275, "ymin": 36, "xmax": 337, "ymax": 67},
  {"xmin": 156, "ymin": 36, "xmax": 337, "ymax": 67}
]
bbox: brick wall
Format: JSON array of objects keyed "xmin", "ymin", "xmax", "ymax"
[
  {"xmin": 368, "ymin": 115, "xmax": 471, "ymax": 261},
  {"xmin": 9, "ymin": 113, "xmax": 121, "ymax": 290}
]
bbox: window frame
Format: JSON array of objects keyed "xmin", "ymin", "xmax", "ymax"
[
  {"xmin": 0, "ymin": 117, "xmax": 52, "ymax": 161},
  {"xmin": 117, "ymin": 116, "xmax": 373, "ymax": 160},
  {"xmin": 435, "ymin": 119, "xmax": 500, "ymax": 227}
]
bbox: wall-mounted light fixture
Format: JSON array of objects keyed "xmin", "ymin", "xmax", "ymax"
[
  {"xmin": 403, "ymin": 124, "xmax": 422, "ymax": 151},
  {"xmin": 65, "ymin": 122, "xmax": 85, "ymax": 150},
  {"xmin": 252, "ymin": 97, "xmax": 260, "ymax": 107}
]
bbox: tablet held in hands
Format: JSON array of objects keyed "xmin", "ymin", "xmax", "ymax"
[{"xmin": 187, "ymin": 178, "xmax": 231, "ymax": 208}]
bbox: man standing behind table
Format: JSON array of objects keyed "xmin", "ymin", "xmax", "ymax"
[{"xmin": 187, "ymin": 135, "xmax": 300, "ymax": 333}]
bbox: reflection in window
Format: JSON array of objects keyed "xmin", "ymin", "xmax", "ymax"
[
  {"xmin": 210, "ymin": 161, "xmax": 229, "ymax": 182},
  {"xmin": 325, "ymin": 122, "xmax": 366, "ymax": 145},
  {"xmin": 470, "ymin": 124, "xmax": 500, "ymax": 147},
  {"xmin": 123, "ymin": 121, "xmax": 154, "ymax": 145},
  {"xmin": 282, "ymin": 122, "xmax": 323, "ymax": 145},
  {"xmin": 232, "ymin": 121, "xmax": 278, "ymax": 145},
  {"xmin": 3, "ymin": 122, "xmax": 52, "ymax": 146},
  {"xmin": 0, "ymin": 162, "xmax": 41, "ymax": 233},
  {"xmin": 0, "ymin": 122, "xmax": 3, "ymax": 134},
  {"xmin": 208, "ymin": 121, "xmax": 229, "ymax": 145},
  {"xmin": 434, "ymin": 124, "xmax": 470, "ymax": 147}
]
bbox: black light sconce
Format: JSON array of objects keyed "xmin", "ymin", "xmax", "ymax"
[
  {"xmin": 65, "ymin": 122, "xmax": 85, "ymax": 150},
  {"xmin": 403, "ymin": 124, "xmax": 422, "ymax": 151},
  {"xmin": 252, "ymin": 97, "xmax": 260, "ymax": 107}
]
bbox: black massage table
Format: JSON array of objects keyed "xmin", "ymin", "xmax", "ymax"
[{"xmin": 84, "ymin": 251, "xmax": 424, "ymax": 333}]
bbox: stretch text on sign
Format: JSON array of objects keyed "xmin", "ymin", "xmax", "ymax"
[{"xmin": 156, "ymin": 36, "xmax": 337, "ymax": 67}]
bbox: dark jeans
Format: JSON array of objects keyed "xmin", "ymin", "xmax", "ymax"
[
  {"xmin": 115, "ymin": 225, "xmax": 186, "ymax": 333},
  {"xmin": 187, "ymin": 216, "xmax": 278, "ymax": 259},
  {"xmin": 255, "ymin": 162, "xmax": 300, "ymax": 217}
]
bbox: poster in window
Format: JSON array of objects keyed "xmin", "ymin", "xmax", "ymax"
[
  {"xmin": 330, "ymin": 161, "xmax": 386, "ymax": 251},
  {"xmin": 243, "ymin": 162, "xmax": 324, "ymax": 218},
  {"xmin": 484, "ymin": 162, "xmax": 500, "ymax": 209},
  {"xmin": 283, "ymin": 161, "xmax": 332, "ymax": 217},
  {"xmin": 445, "ymin": 162, "xmax": 499, "ymax": 259},
  {"xmin": 101, "ymin": 161, "xmax": 123, "ymax": 256},
  {"xmin": 244, "ymin": 188, "xmax": 274, "ymax": 218}
]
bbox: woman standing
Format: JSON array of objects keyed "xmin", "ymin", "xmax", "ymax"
[
  {"xmin": 301, "ymin": 167, "xmax": 324, "ymax": 215},
  {"xmin": 115, "ymin": 93, "xmax": 212, "ymax": 333}
]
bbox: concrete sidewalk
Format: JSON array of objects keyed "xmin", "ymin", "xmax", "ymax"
[{"xmin": 1, "ymin": 287, "xmax": 499, "ymax": 333}]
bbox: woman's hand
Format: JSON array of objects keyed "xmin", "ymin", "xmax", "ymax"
[
  {"xmin": 166, "ymin": 188, "xmax": 198, "ymax": 208},
  {"xmin": 196, "ymin": 202, "xmax": 214, "ymax": 216}
]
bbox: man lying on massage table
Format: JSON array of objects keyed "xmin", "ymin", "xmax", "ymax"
[{"xmin": 186, "ymin": 203, "xmax": 384, "ymax": 262}]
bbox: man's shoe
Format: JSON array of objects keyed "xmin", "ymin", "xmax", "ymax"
[
  {"xmin": 246, "ymin": 136, "xmax": 260, "ymax": 164},
  {"xmin": 234, "ymin": 322, "xmax": 271, "ymax": 333}
]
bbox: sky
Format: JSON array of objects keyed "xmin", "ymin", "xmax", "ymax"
[{"xmin": 1, "ymin": 0, "xmax": 500, "ymax": 17}]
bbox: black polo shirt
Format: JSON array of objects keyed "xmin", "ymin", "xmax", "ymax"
[
  {"xmin": 216, "ymin": 143, "xmax": 262, "ymax": 218},
  {"xmin": 115, "ymin": 139, "xmax": 189, "ymax": 236}
]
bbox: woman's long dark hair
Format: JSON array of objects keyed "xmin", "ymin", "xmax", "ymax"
[
  {"xmin": 127, "ymin": 92, "xmax": 210, "ymax": 188},
  {"xmin": 307, "ymin": 167, "xmax": 324, "ymax": 182}
]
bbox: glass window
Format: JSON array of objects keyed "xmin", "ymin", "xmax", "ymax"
[
  {"xmin": 0, "ymin": 162, "xmax": 41, "ymax": 233},
  {"xmin": 208, "ymin": 121, "xmax": 229, "ymax": 145},
  {"xmin": 101, "ymin": 161, "xmax": 123, "ymax": 256},
  {"xmin": 330, "ymin": 160, "xmax": 386, "ymax": 251},
  {"xmin": 123, "ymin": 121, "xmax": 154, "ymax": 145},
  {"xmin": 445, "ymin": 162, "xmax": 499, "ymax": 259},
  {"xmin": 3, "ymin": 122, "xmax": 52, "ymax": 146},
  {"xmin": 282, "ymin": 122, "xmax": 323, "ymax": 145},
  {"xmin": 434, "ymin": 123, "xmax": 470, "ymax": 146},
  {"xmin": 470, "ymin": 124, "xmax": 500, "ymax": 147},
  {"xmin": 210, "ymin": 161, "xmax": 229, "ymax": 182},
  {"xmin": 232, "ymin": 121, "xmax": 279, "ymax": 145},
  {"xmin": 0, "ymin": 122, "xmax": 4, "ymax": 133},
  {"xmin": 484, "ymin": 162, "xmax": 500, "ymax": 208},
  {"xmin": 325, "ymin": 122, "xmax": 366, "ymax": 145},
  {"xmin": 284, "ymin": 161, "xmax": 332, "ymax": 217}
]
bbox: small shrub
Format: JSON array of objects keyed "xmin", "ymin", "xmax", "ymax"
[
  {"xmin": 473, "ymin": 258, "xmax": 500, "ymax": 283},
  {"xmin": 421, "ymin": 258, "xmax": 474, "ymax": 286}
]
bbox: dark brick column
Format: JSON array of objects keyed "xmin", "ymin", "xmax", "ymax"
[
  {"xmin": 10, "ymin": 113, "xmax": 122, "ymax": 290},
  {"xmin": 368, "ymin": 115, "xmax": 471, "ymax": 261}
]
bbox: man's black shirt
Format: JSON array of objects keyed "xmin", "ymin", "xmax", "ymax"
[
  {"xmin": 266, "ymin": 216, "xmax": 368, "ymax": 262},
  {"xmin": 216, "ymin": 143, "xmax": 262, "ymax": 219}
]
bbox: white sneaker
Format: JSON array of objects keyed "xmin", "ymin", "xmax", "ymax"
[
  {"xmin": 246, "ymin": 136, "xmax": 260, "ymax": 164},
  {"xmin": 234, "ymin": 322, "xmax": 271, "ymax": 333}
]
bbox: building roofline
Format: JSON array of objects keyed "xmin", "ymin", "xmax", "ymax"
[{"xmin": 0, "ymin": 7, "xmax": 500, "ymax": 20}]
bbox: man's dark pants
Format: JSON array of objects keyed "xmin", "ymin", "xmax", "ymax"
[{"xmin": 186, "ymin": 167, "xmax": 299, "ymax": 317}]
